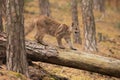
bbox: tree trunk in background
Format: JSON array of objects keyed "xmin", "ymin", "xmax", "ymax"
[
  {"xmin": 0, "ymin": 0, "xmax": 3, "ymax": 32},
  {"xmin": 93, "ymin": 0, "xmax": 105, "ymax": 20},
  {"xmin": 115, "ymin": 0, "xmax": 120, "ymax": 10},
  {"xmin": 81, "ymin": 0, "xmax": 97, "ymax": 52},
  {"xmin": 107, "ymin": 0, "xmax": 120, "ymax": 10},
  {"xmin": 6, "ymin": 0, "xmax": 29, "ymax": 77},
  {"xmin": 93, "ymin": 0, "xmax": 99, "ymax": 10},
  {"xmin": 71, "ymin": 0, "xmax": 82, "ymax": 44},
  {"xmin": 39, "ymin": 0, "xmax": 51, "ymax": 17},
  {"xmin": 0, "ymin": 12, "xmax": 3, "ymax": 32},
  {"xmin": 93, "ymin": 0, "xmax": 105, "ymax": 13}
]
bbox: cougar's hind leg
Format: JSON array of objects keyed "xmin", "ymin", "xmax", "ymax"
[
  {"xmin": 57, "ymin": 37, "xmax": 65, "ymax": 49},
  {"xmin": 35, "ymin": 33, "xmax": 48, "ymax": 46}
]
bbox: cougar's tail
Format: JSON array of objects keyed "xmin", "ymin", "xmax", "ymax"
[{"xmin": 25, "ymin": 22, "xmax": 35, "ymax": 36}]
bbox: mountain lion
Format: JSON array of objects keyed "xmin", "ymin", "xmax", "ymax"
[{"xmin": 25, "ymin": 16, "xmax": 76, "ymax": 50}]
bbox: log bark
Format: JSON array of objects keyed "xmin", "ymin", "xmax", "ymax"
[{"xmin": 0, "ymin": 33, "xmax": 120, "ymax": 78}]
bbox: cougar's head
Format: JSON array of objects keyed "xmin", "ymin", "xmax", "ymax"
[{"xmin": 63, "ymin": 25, "xmax": 72, "ymax": 44}]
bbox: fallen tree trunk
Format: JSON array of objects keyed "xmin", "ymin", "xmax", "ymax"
[{"xmin": 0, "ymin": 33, "xmax": 120, "ymax": 78}]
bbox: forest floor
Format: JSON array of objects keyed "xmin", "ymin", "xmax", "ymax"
[{"xmin": 8, "ymin": 0, "xmax": 120, "ymax": 80}]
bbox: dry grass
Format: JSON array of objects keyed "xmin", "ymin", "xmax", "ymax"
[
  {"xmin": 24, "ymin": 0, "xmax": 120, "ymax": 80},
  {"xmin": 0, "ymin": 69, "xmax": 28, "ymax": 80}
]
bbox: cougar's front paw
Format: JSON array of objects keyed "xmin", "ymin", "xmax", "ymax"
[{"xmin": 59, "ymin": 45, "xmax": 65, "ymax": 49}]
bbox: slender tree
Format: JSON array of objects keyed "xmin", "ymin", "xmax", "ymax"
[
  {"xmin": 115, "ymin": 0, "xmax": 120, "ymax": 10},
  {"xmin": 81, "ymin": 0, "xmax": 97, "ymax": 52},
  {"xmin": 6, "ymin": 0, "xmax": 29, "ymax": 77},
  {"xmin": 93, "ymin": 0, "xmax": 105, "ymax": 13},
  {"xmin": 106, "ymin": 0, "xmax": 120, "ymax": 10},
  {"xmin": 71, "ymin": 0, "xmax": 82, "ymax": 44},
  {"xmin": 0, "ymin": 11, "xmax": 3, "ymax": 32},
  {"xmin": 93, "ymin": 0, "xmax": 105, "ymax": 20},
  {"xmin": 39, "ymin": 0, "xmax": 51, "ymax": 16},
  {"xmin": 0, "ymin": 0, "xmax": 3, "ymax": 32}
]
